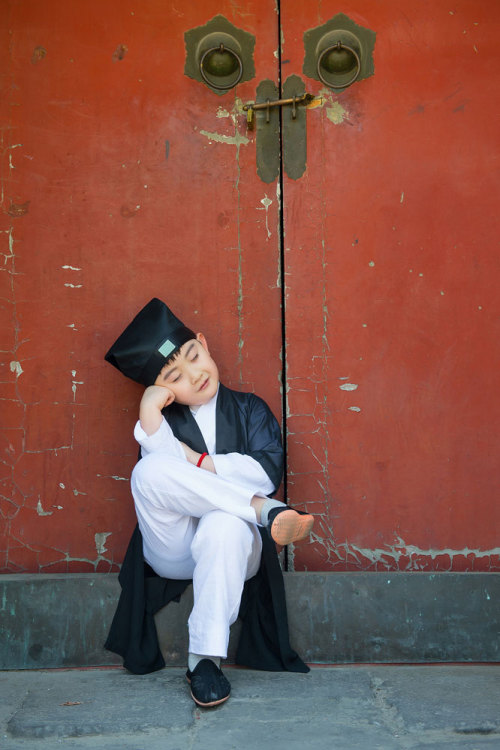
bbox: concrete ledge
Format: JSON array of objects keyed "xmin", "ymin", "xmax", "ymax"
[
  {"xmin": 1, "ymin": 573, "xmax": 122, "ymax": 670},
  {"xmin": 1, "ymin": 572, "xmax": 499, "ymax": 670}
]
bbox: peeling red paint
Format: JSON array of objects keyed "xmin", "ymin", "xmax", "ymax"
[
  {"xmin": 1, "ymin": 1, "xmax": 498, "ymax": 575},
  {"xmin": 31, "ymin": 45, "xmax": 46, "ymax": 64},
  {"xmin": 7, "ymin": 201, "xmax": 30, "ymax": 217},
  {"xmin": 120, "ymin": 204, "xmax": 139, "ymax": 218},
  {"xmin": 112, "ymin": 44, "xmax": 128, "ymax": 62}
]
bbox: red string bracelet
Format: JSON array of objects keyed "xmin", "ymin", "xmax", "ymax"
[{"xmin": 197, "ymin": 452, "xmax": 208, "ymax": 468}]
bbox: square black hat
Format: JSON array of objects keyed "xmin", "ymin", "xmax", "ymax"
[{"xmin": 104, "ymin": 298, "xmax": 196, "ymax": 386}]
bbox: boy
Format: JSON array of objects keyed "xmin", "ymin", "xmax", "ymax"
[{"xmin": 104, "ymin": 298, "xmax": 313, "ymax": 707}]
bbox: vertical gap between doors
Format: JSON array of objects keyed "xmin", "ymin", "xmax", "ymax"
[{"xmin": 276, "ymin": 0, "xmax": 289, "ymax": 571}]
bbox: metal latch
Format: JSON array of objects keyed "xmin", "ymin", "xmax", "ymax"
[{"xmin": 243, "ymin": 93, "xmax": 315, "ymax": 129}]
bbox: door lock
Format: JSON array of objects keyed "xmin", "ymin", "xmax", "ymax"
[
  {"xmin": 248, "ymin": 75, "xmax": 311, "ymax": 183},
  {"xmin": 243, "ymin": 92, "xmax": 315, "ymax": 130}
]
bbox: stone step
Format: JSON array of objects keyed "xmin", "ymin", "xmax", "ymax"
[{"xmin": 1, "ymin": 572, "xmax": 498, "ymax": 670}]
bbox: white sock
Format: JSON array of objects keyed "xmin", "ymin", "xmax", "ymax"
[
  {"xmin": 188, "ymin": 652, "xmax": 221, "ymax": 672},
  {"xmin": 259, "ymin": 499, "xmax": 286, "ymax": 527}
]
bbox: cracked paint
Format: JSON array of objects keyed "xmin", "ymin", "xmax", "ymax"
[
  {"xmin": 198, "ymin": 101, "xmax": 251, "ymax": 382},
  {"xmin": 326, "ymin": 101, "xmax": 349, "ymax": 125},
  {"xmin": 9, "ymin": 361, "xmax": 23, "ymax": 377},
  {"xmin": 94, "ymin": 532, "xmax": 112, "ymax": 555},
  {"xmin": 198, "ymin": 98, "xmax": 252, "ymax": 383},
  {"xmin": 0, "ymin": 126, "xmax": 95, "ymax": 571},
  {"xmin": 199, "ymin": 129, "xmax": 249, "ymax": 148},
  {"xmin": 275, "ymin": 182, "xmax": 282, "ymax": 288},
  {"xmin": 307, "ymin": 90, "xmax": 350, "ymax": 125},
  {"xmin": 36, "ymin": 499, "xmax": 53, "ymax": 517},
  {"xmin": 96, "ymin": 474, "xmax": 129, "ymax": 482},
  {"xmin": 305, "ymin": 536, "xmax": 500, "ymax": 572},
  {"xmin": 71, "ymin": 372, "xmax": 84, "ymax": 401},
  {"xmin": 257, "ymin": 195, "xmax": 273, "ymax": 239}
]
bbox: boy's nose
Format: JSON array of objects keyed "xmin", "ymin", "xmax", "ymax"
[{"xmin": 190, "ymin": 368, "xmax": 202, "ymax": 384}]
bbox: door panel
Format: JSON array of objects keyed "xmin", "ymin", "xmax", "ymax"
[
  {"xmin": 281, "ymin": 1, "xmax": 500, "ymax": 571},
  {"xmin": 2, "ymin": 1, "xmax": 498, "ymax": 576},
  {"xmin": 1, "ymin": 1, "xmax": 281, "ymax": 572}
]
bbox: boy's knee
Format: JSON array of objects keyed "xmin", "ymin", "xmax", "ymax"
[
  {"xmin": 131, "ymin": 452, "xmax": 175, "ymax": 494},
  {"xmin": 131, "ymin": 452, "xmax": 154, "ymax": 489},
  {"xmin": 192, "ymin": 511, "xmax": 253, "ymax": 557},
  {"xmin": 130, "ymin": 453, "xmax": 166, "ymax": 496}
]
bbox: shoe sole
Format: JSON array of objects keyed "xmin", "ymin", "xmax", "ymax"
[
  {"xmin": 189, "ymin": 689, "xmax": 230, "ymax": 707},
  {"xmin": 186, "ymin": 676, "xmax": 230, "ymax": 708},
  {"xmin": 271, "ymin": 510, "xmax": 314, "ymax": 546}
]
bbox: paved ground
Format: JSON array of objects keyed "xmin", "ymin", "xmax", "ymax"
[{"xmin": 1, "ymin": 664, "xmax": 499, "ymax": 750}]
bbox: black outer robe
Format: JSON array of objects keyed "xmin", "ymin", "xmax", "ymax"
[{"xmin": 104, "ymin": 383, "xmax": 309, "ymax": 675}]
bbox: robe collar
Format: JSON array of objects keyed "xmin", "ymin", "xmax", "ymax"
[{"xmin": 162, "ymin": 383, "xmax": 244, "ymax": 456}]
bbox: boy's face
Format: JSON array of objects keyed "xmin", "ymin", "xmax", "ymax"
[{"xmin": 154, "ymin": 333, "xmax": 219, "ymax": 406}]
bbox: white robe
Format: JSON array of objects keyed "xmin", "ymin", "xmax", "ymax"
[{"xmin": 131, "ymin": 390, "xmax": 273, "ymax": 657}]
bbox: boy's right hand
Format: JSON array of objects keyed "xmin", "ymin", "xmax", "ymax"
[
  {"xmin": 141, "ymin": 384, "xmax": 175, "ymax": 411},
  {"xmin": 139, "ymin": 385, "xmax": 175, "ymax": 436}
]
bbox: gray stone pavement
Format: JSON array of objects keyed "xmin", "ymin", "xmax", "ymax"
[{"xmin": 1, "ymin": 664, "xmax": 499, "ymax": 750}]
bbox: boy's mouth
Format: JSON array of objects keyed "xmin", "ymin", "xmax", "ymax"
[{"xmin": 198, "ymin": 377, "xmax": 210, "ymax": 392}]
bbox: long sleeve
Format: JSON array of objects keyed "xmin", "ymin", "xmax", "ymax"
[
  {"xmin": 133, "ymin": 415, "xmax": 272, "ymax": 494},
  {"xmin": 212, "ymin": 453, "xmax": 275, "ymax": 496},
  {"xmin": 133, "ymin": 418, "xmax": 186, "ymax": 461},
  {"xmin": 154, "ymin": 385, "xmax": 283, "ymax": 494},
  {"xmin": 188, "ymin": 390, "xmax": 277, "ymax": 496}
]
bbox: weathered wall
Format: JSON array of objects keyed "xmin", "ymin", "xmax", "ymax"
[{"xmin": 1, "ymin": 1, "xmax": 498, "ymax": 574}]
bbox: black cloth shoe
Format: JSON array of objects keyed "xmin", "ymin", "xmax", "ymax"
[
  {"xmin": 186, "ymin": 659, "xmax": 231, "ymax": 707},
  {"xmin": 267, "ymin": 506, "xmax": 314, "ymax": 546}
]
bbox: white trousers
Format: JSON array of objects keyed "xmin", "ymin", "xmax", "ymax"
[{"xmin": 131, "ymin": 452, "xmax": 262, "ymax": 657}]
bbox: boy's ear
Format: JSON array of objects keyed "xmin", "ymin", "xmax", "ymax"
[{"xmin": 196, "ymin": 333, "xmax": 209, "ymax": 352}]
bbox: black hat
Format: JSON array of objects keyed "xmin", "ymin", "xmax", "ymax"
[{"xmin": 104, "ymin": 298, "xmax": 196, "ymax": 386}]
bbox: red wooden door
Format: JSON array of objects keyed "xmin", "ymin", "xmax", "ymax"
[
  {"xmin": 281, "ymin": 1, "xmax": 500, "ymax": 572},
  {"xmin": 1, "ymin": 0, "xmax": 281, "ymax": 572},
  {"xmin": 1, "ymin": 1, "xmax": 498, "ymax": 576}
]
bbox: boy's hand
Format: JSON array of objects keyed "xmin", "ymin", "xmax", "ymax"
[
  {"xmin": 141, "ymin": 384, "xmax": 175, "ymax": 411},
  {"xmin": 139, "ymin": 385, "xmax": 175, "ymax": 435}
]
